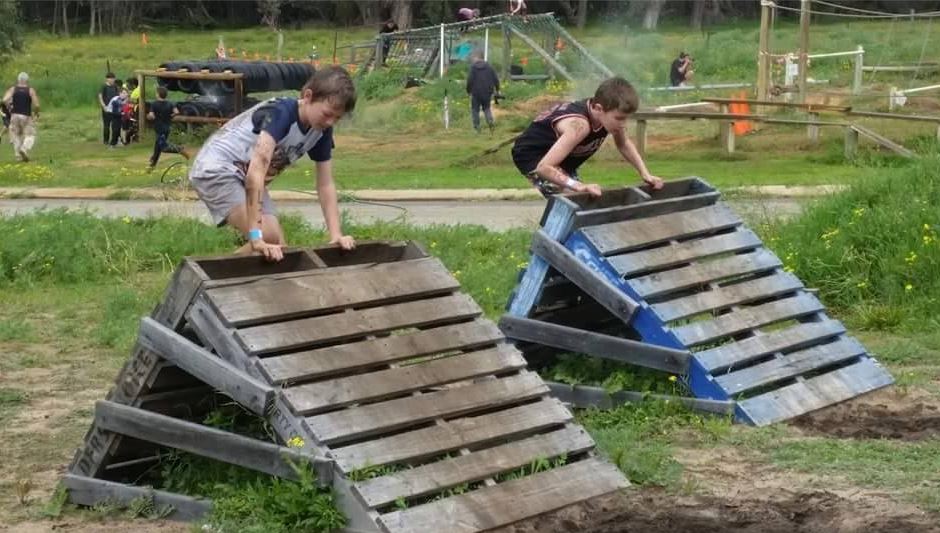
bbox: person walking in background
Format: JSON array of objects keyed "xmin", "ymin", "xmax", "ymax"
[
  {"xmin": 379, "ymin": 19, "xmax": 398, "ymax": 66},
  {"xmin": 147, "ymin": 86, "xmax": 188, "ymax": 171},
  {"xmin": 670, "ymin": 52, "xmax": 694, "ymax": 87},
  {"xmin": 98, "ymin": 72, "xmax": 120, "ymax": 146},
  {"xmin": 2, "ymin": 72, "xmax": 40, "ymax": 162},
  {"xmin": 0, "ymin": 101, "xmax": 10, "ymax": 145},
  {"xmin": 466, "ymin": 52, "xmax": 500, "ymax": 133}
]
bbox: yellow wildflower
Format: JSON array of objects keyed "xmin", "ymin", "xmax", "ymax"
[
  {"xmin": 905, "ymin": 283, "xmax": 913, "ymax": 292},
  {"xmin": 287, "ymin": 436, "xmax": 305, "ymax": 448},
  {"xmin": 668, "ymin": 375, "xmax": 677, "ymax": 382}
]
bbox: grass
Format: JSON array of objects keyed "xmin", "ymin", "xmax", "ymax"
[
  {"xmin": 2, "ymin": 18, "xmax": 939, "ymax": 191},
  {"xmin": 760, "ymin": 156, "xmax": 940, "ymax": 331}
]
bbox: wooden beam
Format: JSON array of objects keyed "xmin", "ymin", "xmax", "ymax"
[
  {"xmin": 63, "ymin": 474, "xmax": 212, "ymax": 521},
  {"xmin": 94, "ymin": 400, "xmax": 333, "ymax": 484},
  {"xmin": 530, "ymin": 230, "xmax": 638, "ymax": 322},
  {"xmin": 546, "ymin": 382, "xmax": 736, "ymax": 416},
  {"xmin": 137, "ymin": 317, "xmax": 272, "ymax": 415},
  {"xmin": 844, "ymin": 126, "xmax": 859, "ymax": 159},
  {"xmin": 507, "ymin": 26, "xmax": 574, "ymax": 82},
  {"xmin": 635, "ymin": 119, "xmax": 648, "ymax": 157},
  {"xmin": 499, "ymin": 315, "xmax": 689, "ymax": 374}
]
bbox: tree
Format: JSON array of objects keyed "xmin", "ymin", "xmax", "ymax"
[
  {"xmin": 0, "ymin": 0, "xmax": 23, "ymax": 64},
  {"xmin": 642, "ymin": 0, "xmax": 666, "ymax": 30}
]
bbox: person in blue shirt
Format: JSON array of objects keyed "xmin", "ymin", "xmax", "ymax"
[{"xmin": 188, "ymin": 66, "xmax": 357, "ymax": 262}]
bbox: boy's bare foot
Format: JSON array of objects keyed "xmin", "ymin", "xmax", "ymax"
[
  {"xmin": 181, "ymin": 147, "xmax": 194, "ymax": 160},
  {"xmin": 18, "ymin": 150, "xmax": 28, "ymax": 162}
]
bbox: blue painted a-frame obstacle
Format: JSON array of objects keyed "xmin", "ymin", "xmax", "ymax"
[{"xmin": 501, "ymin": 178, "xmax": 893, "ymax": 425}]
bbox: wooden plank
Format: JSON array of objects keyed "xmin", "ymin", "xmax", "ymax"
[
  {"xmin": 499, "ymin": 316, "xmax": 689, "ymax": 374},
  {"xmin": 307, "ymin": 372, "xmax": 547, "ymax": 445},
  {"xmin": 672, "ymin": 293, "xmax": 825, "ymax": 346},
  {"xmin": 186, "ymin": 295, "xmax": 260, "ymax": 377},
  {"xmin": 154, "ymin": 260, "xmax": 206, "ymax": 329},
  {"xmin": 379, "ymin": 458, "xmax": 628, "ymax": 533},
  {"xmin": 260, "ymin": 320, "xmax": 504, "ymax": 384},
  {"xmin": 572, "ymin": 192, "xmax": 720, "ymax": 229},
  {"xmin": 608, "ymin": 229, "xmax": 762, "ymax": 276},
  {"xmin": 738, "ymin": 357, "xmax": 894, "ymax": 426},
  {"xmin": 631, "ymin": 250, "xmax": 782, "ymax": 299},
  {"xmin": 62, "ymin": 474, "xmax": 212, "ymax": 521},
  {"xmin": 356, "ymin": 426, "xmax": 595, "ymax": 508},
  {"xmin": 137, "ymin": 318, "xmax": 273, "ymax": 415},
  {"xmin": 284, "ymin": 345, "xmax": 527, "ymax": 415},
  {"xmin": 333, "ymin": 399, "xmax": 572, "ymax": 472},
  {"xmin": 531, "ymin": 230, "xmax": 638, "ymax": 323},
  {"xmin": 651, "ymin": 272, "xmax": 804, "ymax": 322},
  {"xmin": 188, "ymin": 249, "xmax": 322, "ymax": 281},
  {"xmin": 717, "ymin": 337, "xmax": 867, "ymax": 395},
  {"xmin": 851, "ymin": 125, "xmax": 915, "ymax": 158},
  {"xmin": 237, "ymin": 293, "xmax": 482, "ymax": 355},
  {"xmin": 207, "ymin": 258, "xmax": 459, "ymax": 327},
  {"xmin": 547, "ymin": 382, "xmax": 736, "ymax": 415},
  {"xmin": 848, "ymin": 110, "xmax": 940, "ymax": 123},
  {"xmin": 94, "ymin": 401, "xmax": 333, "ymax": 484},
  {"xmin": 582, "ymin": 204, "xmax": 741, "ymax": 255},
  {"xmin": 695, "ymin": 319, "xmax": 847, "ymax": 372}
]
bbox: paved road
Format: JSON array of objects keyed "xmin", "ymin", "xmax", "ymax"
[{"xmin": 0, "ymin": 197, "xmax": 804, "ymax": 230}]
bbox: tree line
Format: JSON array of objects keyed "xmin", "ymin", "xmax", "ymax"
[{"xmin": 2, "ymin": 0, "xmax": 939, "ymax": 61}]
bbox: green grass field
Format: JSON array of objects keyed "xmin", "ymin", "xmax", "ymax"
[{"xmin": 1, "ymin": 18, "xmax": 938, "ymax": 192}]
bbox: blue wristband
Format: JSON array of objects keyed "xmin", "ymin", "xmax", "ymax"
[{"xmin": 248, "ymin": 228, "xmax": 263, "ymax": 241}]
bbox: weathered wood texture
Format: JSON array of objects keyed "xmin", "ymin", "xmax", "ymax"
[
  {"xmin": 355, "ymin": 426, "xmax": 595, "ymax": 508},
  {"xmin": 499, "ymin": 315, "xmax": 689, "ymax": 374},
  {"xmin": 94, "ymin": 400, "xmax": 333, "ymax": 484},
  {"xmin": 307, "ymin": 372, "xmax": 547, "ymax": 445},
  {"xmin": 284, "ymin": 345, "xmax": 526, "ymax": 414},
  {"xmin": 547, "ymin": 382, "xmax": 736, "ymax": 415},
  {"xmin": 206, "ymin": 258, "xmax": 458, "ymax": 327},
  {"xmin": 137, "ymin": 318, "xmax": 272, "ymax": 415},
  {"xmin": 260, "ymin": 320, "xmax": 503, "ymax": 384},
  {"xmin": 235, "ymin": 293, "xmax": 482, "ymax": 355},
  {"xmin": 531, "ymin": 230, "xmax": 638, "ymax": 322},
  {"xmin": 582, "ymin": 204, "xmax": 741, "ymax": 255},
  {"xmin": 333, "ymin": 399, "xmax": 573, "ymax": 472},
  {"xmin": 63, "ymin": 474, "xmax": 212, "ymax": 521},
  {"xmin": 379, "ymin": 459, "xmax": 628, "ymax": 533}
]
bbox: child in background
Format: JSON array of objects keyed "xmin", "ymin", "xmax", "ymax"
[
  {"xmin": 146, "ymin": 87, "xmax": 187, "ymax": 171},
  {"xmin": 106, "ymin": 88, "xmax": 128, "ymax": 148}
]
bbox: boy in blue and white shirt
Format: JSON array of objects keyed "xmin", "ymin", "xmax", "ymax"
[{"xmin": 189, "ymin": 66, "xmax": 357, "ymax": 261}]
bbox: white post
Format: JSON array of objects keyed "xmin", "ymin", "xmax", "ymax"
[
  {"xmin": 853, "ymin": 45, "xmax": 864, "ymax": 95},
  {"xmin": 439, "ymin": 23, "xmax": 445, "ymax": 79},
  {"xmin": 484, "ymin": 27, "xmax": 490, "ymax": 62}
]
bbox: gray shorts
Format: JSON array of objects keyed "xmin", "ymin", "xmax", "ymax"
[{"xmin": 190, "ymin": 174, "xmax": 276, "ymax": 226}]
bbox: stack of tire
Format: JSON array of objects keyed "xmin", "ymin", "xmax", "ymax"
[{"xmin": 156, "ymin": 60, "xmax": 315, "ymax": 95}]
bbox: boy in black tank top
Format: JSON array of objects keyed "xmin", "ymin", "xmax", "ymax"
[{"xmin": 511, "ymin": 77, "xmax": 663, "ymax": 197}]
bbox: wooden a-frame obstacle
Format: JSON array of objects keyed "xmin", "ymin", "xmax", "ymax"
[
  {"xmin": 502, "ymin": 178, "xmax": 894, "ymax": 426},
  {"xmin": 65, "ymin": 241, "xmax": 628, "ymax": 532}
]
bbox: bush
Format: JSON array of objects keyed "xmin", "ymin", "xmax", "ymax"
[{"xmin": 761, "ymin": 157, "xmax": 940, "ymax": 330}]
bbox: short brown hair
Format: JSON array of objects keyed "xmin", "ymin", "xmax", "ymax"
[
  {"xmin": 156, "ymin": 86, "xmax": 168, "ymax": 98},
  {"xmin": 302, "ymin": 66, "xmax": 357, "ymax": 113},
  {"xmin": 593, "ymin": 77, "xmax": 639, "ymax": 114}
]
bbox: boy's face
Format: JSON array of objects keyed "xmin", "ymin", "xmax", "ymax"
[
  {"xmin": 591, "ymin": 102, "xmax": 630, "ymax": 132},
  {"xmin": 300, "ymin": 93, "xmax": 346, "ymax": 130}
]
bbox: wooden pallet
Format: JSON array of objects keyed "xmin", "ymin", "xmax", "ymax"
[
  {"xmin": 67, "ymin": 241, "xmax": 628, "ymax": 532},
  {"xmin": 505, "ymin": 178, "xmax": 893, "ymax": 425}
]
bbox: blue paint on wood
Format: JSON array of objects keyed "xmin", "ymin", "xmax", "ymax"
[{"xmin": 507, "ymin": 199, "xmax": 576, "ymax": 318}]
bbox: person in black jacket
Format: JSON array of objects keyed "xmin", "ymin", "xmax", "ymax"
[{"xmin": 465, "ymin": 52, "xmax": 500, "ymax": 133}]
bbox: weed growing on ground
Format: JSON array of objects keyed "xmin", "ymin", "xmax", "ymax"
[{"xmin": 760, "ymin": 157, "xmax": 940, "ymax": 331}]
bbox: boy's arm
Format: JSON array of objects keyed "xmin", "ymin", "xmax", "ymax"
[
  {"xmin": 612, "ymin": 127, "xmax": 664, "ymax": 189},
  {"xmin": 98, "ymin": 88, "xmax": 106, "ymax": 109},
  {"xmin": 535, "ymin": 117, "xmax": 602, "ymax": 197},
  {"xmin": 30, "ymin": 89, "xmax": 39, "ymax": 117},
  {"xmin": 466, "ymin": 68, "xmax": 474, "ymax": 94},
  {"xmin": 315, "ymin": 159, "xmax": 355, "ymax": 250},
  {"xmin": 1, "ymin": 87, "xmax": 12, "ymax": 106},
  {"xmin": 245, "ymin": 132, "xmax": 284, "ymax": 261}
]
